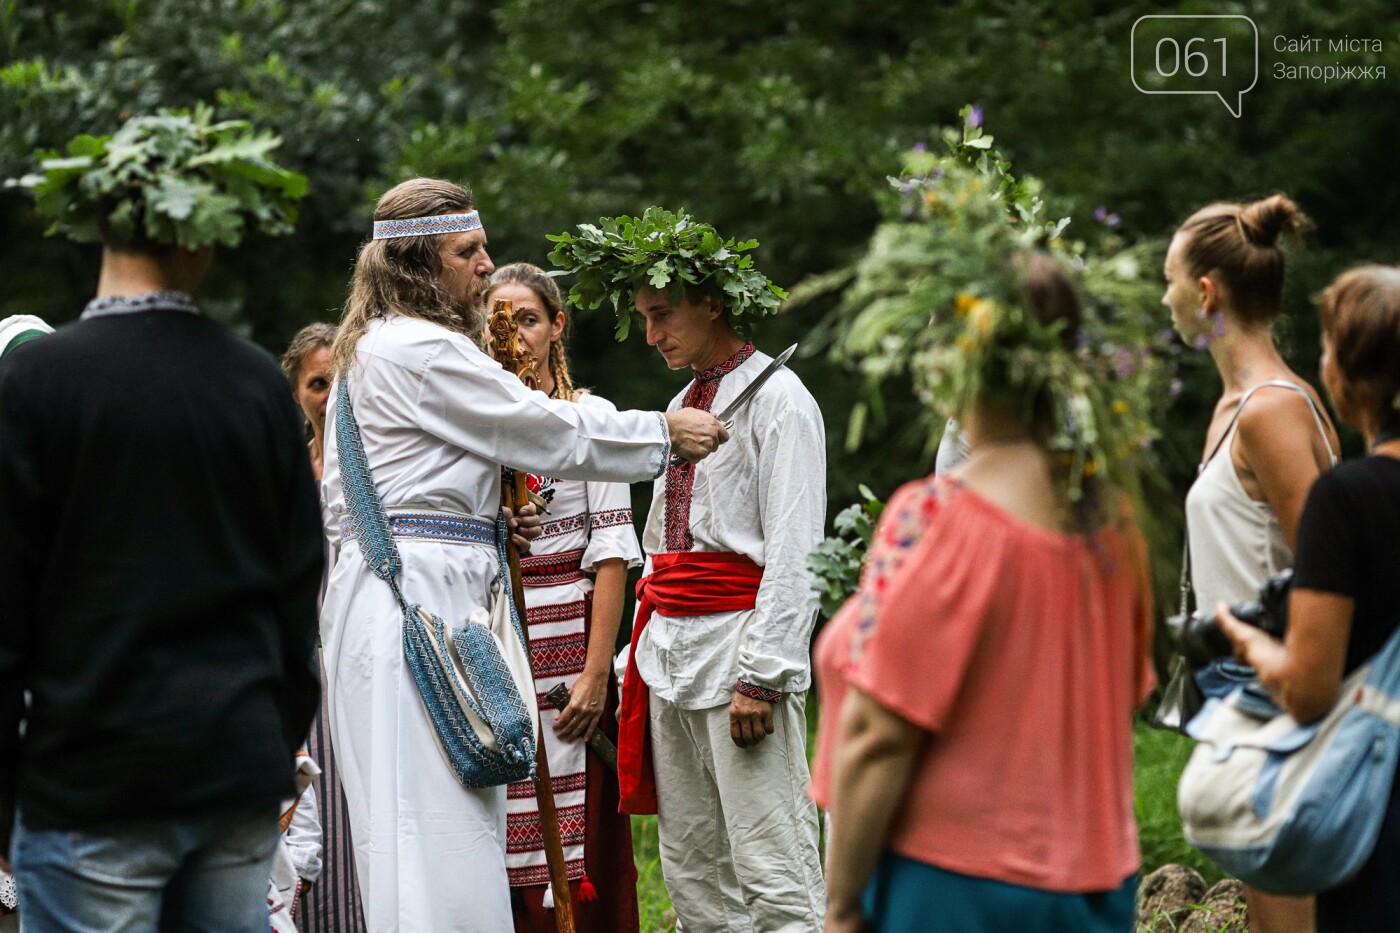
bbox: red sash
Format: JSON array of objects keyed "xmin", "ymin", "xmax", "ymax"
[{"xmin": 617, "ymin": 551, "xmax": 763, "ymax": 814}]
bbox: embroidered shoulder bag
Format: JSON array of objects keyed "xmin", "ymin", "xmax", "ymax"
[{"xmin": 335, "ymin": 378, "xmax": 537, "ymax": 788}]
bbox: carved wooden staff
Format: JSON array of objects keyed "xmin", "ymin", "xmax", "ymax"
[{"xmin": 488, "ymin": 298, "xmax": 577, "ymax": 932}]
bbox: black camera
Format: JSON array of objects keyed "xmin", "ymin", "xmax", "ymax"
[{"xmin": 1167, "ymin": 569, "xmax": 1293, "ymax": 669}]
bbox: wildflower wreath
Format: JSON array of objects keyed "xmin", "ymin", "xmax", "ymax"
[
  {"xmin": 8, "ymin": 104, "xmax": 307, "ymax": 249},
  {"xmin": 829, "ymin": 105, "xmax": 1172, "ymax": 508},
  {"xmin": 546, "ymin": 206, "xmax": 786, "ymax": 339}
]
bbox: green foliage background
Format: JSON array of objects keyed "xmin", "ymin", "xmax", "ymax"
[
  {"xmin": 3, "ymin": 0, "xmax": 1398, "ymax": 604},
  {"xmin": 4, "ymin": 3, "xmax": 1398, "ymax": 921}
]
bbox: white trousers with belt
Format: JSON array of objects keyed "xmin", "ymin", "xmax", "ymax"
[{"xmin": 650, "ymin": 691, "xmax": 826, "ymax": 932}]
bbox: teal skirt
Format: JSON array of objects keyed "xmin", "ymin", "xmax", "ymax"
[{"xmin": 862, "ymin": 851, "xmax": 1136, "ymax": 933}]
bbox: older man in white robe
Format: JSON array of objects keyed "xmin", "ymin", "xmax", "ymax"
[{"xmin": 319, "ymin": 178, "xmax": 726, "ymax": 933}]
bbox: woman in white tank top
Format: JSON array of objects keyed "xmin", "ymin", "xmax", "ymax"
[{"xmin": 1163, "ymin": 194, "xmax": 1339, "ymax": 933}]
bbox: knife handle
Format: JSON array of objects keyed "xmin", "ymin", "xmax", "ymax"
[
  {"xmin": 544, "ymin": 684, "xmax": 619, "ymax": 772},
  {"xmin": 667, "ymin": 419, "xmax": 733, "ymax": 468}
]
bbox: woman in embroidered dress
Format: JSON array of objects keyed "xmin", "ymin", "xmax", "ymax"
[
  {"xmin": 813, "ymin": 255, "xmax": 1156, "ymax": 933},
  {"xmin": 280, "ymin": 323, "xmax": 368, "ymax": 933},
  {"xmin": 485, "ymin": 263, "xmax": 642, "ymax": 933},
  {"xmin": 1163, "ymin": 195, "xmax": 1339, "ymax": 933}
]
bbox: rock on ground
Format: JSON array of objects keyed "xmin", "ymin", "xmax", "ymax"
[
  {"xmin": 1181, "ymin": 879, "xmax": 1249, "ymax": 932},
  {"xmin": 1137, "ymin": 864, "xmax": 1208, "ymax": 932},
  {"xmin": 1136, "ymin": 866, "xmax": 1250, "ymax": 932}
]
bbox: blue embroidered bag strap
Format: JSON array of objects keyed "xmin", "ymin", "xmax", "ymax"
[{"xmin": 334, "ymin": 377, "xmax": 535, "ymax": 788}]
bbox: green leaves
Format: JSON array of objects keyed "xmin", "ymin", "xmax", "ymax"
[
  {"xmin": 807, "ymin": 484, "xmax": 885, "ymax": 617},
  {"xmin": 5, "ymin": 105, "xmax": 306, "ymax": 249},
  {"xmin": 547, "ymin": 206, "xmax": 789, "ymax": 340}
]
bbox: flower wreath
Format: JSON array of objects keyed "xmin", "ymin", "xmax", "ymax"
[{"xmin": 828, "ymin": 105, "xmax": 1173, "ymax": 508}]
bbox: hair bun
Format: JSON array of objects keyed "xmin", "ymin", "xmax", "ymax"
[{"xmin": 1238, "ymin": 193, "xmax": 1311, "ymax": 247}]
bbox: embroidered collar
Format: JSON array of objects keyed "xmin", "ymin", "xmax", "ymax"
[
  {"xmin": 693, "ymin": 341, "xmax": 756, "ymax": 384},
  {"xmin": 81, "ymin": 290, "xmax": 199, "ymax": 320}
]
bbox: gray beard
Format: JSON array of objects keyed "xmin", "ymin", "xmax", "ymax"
[{"xmin": 456, "ymin": 292, "xmax": 487, "ymax": 342}]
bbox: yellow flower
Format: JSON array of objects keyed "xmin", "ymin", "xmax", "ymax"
[
  {"xmin": 954, "ymin": 292, "xmax": 978, "ymax": 317},
  {"xmin": 956, "ymin": 335, "xmax": 976, "ymax": 352},
  {"xmin": 1112, "ymin": 399, "xmax": 1130, "ymax": 415},
  {"xmin": 968, "ymin": 299, "xmax": 995, "ymax": 337},
  {"xmin": 1083, "ymin": 459, "xmax": 1099, "ymax": 477},
  {"xmin": 923, "ymin": 190, "xmax": 940, "ymax": 209}
]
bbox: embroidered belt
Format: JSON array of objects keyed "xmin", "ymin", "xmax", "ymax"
[
  {"xmin": 343, "ymin": 510, "xmax": 496, "ymax": 548},
  {"xmin": 520, "ymin": 548, "xmax": 586, "ymax": 587}
]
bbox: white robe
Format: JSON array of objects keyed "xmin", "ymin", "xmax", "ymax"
[{"xmin": 319, "ymin": 315, "xmax": 666, "ymax": 932}]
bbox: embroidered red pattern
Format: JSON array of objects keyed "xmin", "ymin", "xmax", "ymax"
[
  {"xmin": 520, "ymin": 548, "xmax": 585, "ymax": 587},
  {"xmin": 663, "ymin": 342, "xmax": 756, "ymax": 552},
  {"xmin": 736, "ymin": 680, "xmax": 783, "ymax": 704},
  {"xmin": 589, "ymin": 507, "xmax": 634, "ymax": 532},
  {"xmin": 539, "ymin": 513, "xmax": 588, "ymax": 540},
  {"xmin": 507, "ymin": 803, "xmax": 588, "ymax": 853},
  {"xmin": 530, "ymin": 632, "xmax": 589, "ymax": 678},
  {"xmin": 508, "ymin": 858, "xmax": 587, "ymax": 887},
  {"xmin": 525, "ymin": 599, "xmax": 588, "ymax": 627},
  {"xmin": 507, "ymin": 770, "xmax": 588, "ymax": 800}
]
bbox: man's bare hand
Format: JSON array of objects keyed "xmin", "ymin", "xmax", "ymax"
[
  {"xmin": 504, "ymin": 502, "xmax": 542, "ymax": 554},
  {"xmin": 665, "ymin": 408, "xmax": 729, "ymax": 464},
  {"xmin": 729, "ymin": 691, "xmax": 775, "ymax": 749}
]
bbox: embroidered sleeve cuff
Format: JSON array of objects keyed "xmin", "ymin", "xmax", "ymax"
[
  {"xmin": 654, "ymin": 412, "xmax": 671, "ymax": 478},
  {"xmin": 736, "ymin": 680, "xmax": 783, "ymax": 704}
]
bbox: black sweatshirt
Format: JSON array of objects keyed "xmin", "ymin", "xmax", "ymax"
[{"xmin": 0, "ymin": 302, "xmax": 322, "ymax": 831}]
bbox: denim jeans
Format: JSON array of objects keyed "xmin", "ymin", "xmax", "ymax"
[{"xmin": 9, "ymin": 806, "xmax": 277, "ymax": 933}]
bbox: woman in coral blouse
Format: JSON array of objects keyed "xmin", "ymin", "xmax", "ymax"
[{"xmin": 813, "ymin": 255, "xmax": 1157, "ymax": 933}]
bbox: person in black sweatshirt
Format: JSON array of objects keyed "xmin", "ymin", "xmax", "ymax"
[{"xmin": 0, "ymin": 110, "xmax": 320, "ymax": 932}]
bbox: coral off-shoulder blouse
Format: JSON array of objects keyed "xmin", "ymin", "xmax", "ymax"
[{"xmin": 810, "ymin": 475, "xmax": 1155, "ymax": 894}]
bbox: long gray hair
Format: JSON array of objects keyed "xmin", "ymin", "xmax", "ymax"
[{"xmin": 332, "ymin": 177, "xmax": 484, "ymax": 376}]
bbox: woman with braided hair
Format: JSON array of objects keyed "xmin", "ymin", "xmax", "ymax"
[{"xmin": 484, "ymin": 263, "xmax": 642, "ymax": 933}]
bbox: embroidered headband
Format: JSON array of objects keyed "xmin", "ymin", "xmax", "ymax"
[{"xmin": 372, "ymin": 211, "xmax": 482, "ymax": 240}]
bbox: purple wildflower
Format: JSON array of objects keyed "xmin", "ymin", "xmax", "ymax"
[
  {"xmin": 1113, "ymin": 349, "xmax": 1135, "ymax": 379},
  {"xmin": 1093, "ymin": 206, "xmax": 1122, "ymax": 229},
  {"xmin": 912, "ymin": 140, "xmax": 928, "ymax": 153},
  {"xmin": 1157, "ymin": 328, "xmax": 1177, "ymax": 346},
  {"xmin": 967, "ymin": 104, "xmax": 983, "ymax": 128}
]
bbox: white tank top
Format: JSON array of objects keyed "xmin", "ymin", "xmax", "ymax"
[{"xmin": 1185, "ymin": 381, "xmax": 1336, "ymax": 608}]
